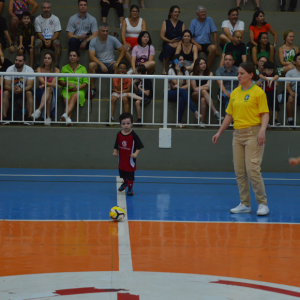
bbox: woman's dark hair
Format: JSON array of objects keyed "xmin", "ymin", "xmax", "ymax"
[
  {"xmin": 249, "ymin": 10, "xmax": 266, "ymax": 27},
  {"xmin": 119, "ymin": 112, "xmax": 133, "ymax": 124},
  {"xmin": 171, "ymin": 54, "xmax": 186, "ymax": 75},
  {"xmin": 41, "ymin": 51, "xmax": 56, "ymax": 73},
  {"xmin": 257, "ymin": 32, "xmax": 270, "ymax": 54},
  {"xmin": 137, "ymin": 31, "xmax": 152, "ymax": 46},
  {"xmin": 181, "ymin": 29, "xmax": 192, "ymax": 42},
  {"xmin": 130, "ymin": 4, "xmax": 139, "ymax": 13},
  {"xmin": 69, "ymin": 50, "xmax": 80, "ymax": 57},
  {"xmin": 168, "ymin": 5, "xmax": 180, "ymax": 19},
  {"xmin": 239, "ymin": 62, "xmax": 260, "ymax": 81},
  {"xmin": 192, "ymin": 57, "xmax": 210, "ymax": 76}
]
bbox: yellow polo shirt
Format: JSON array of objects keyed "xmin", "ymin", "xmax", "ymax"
[{"xmin": 226, "ymin": 84, "xmax": 269, "ymax": 129}]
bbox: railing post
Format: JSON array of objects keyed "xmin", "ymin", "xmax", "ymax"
[{"xmin": 163, "ymin": 77, "xmax": 168, "ymax": 128}]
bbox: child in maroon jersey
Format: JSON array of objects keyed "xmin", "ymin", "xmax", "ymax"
[{"xmin": 113, "ymin": 112, "xmax": 144, "ymax": 196}]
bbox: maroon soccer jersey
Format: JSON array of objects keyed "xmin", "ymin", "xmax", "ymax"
[{"xmin": 114, "ymin": 130, "xmax": 144, "ymax": 172}]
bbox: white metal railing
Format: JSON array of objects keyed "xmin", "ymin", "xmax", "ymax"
[{"xmin": 0, "ymin": 72, "xmax": 299, "ymax": 128}]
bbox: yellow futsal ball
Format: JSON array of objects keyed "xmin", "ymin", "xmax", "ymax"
[{"xmin": 109, "ymin": 206, "xmax": 125, "ymax": 221}]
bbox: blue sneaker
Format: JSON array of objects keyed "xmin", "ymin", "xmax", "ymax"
[
  {"xmin": 127, "ymin": 188, "xmax": 133, "ymax": 196},
  {"xmin": 118, "ymin": 182, "xmax": 128, "ymax": 191}
]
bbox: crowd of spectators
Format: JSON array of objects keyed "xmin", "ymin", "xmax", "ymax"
[{"xmin": 0, "ymin": 0, "xmax": 299, "ymax": 127}]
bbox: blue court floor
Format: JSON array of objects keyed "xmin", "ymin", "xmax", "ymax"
[{"xmin": 0, "ymin": 168, "xmax": 299, "ymax": 223}]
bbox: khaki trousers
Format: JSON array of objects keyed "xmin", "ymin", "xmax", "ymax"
[{"xmin": 232, "ymin": 125, "xmax": 267, "ymax": 206}]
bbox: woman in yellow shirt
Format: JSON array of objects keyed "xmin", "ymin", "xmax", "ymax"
[{"xmin": 212, "ymin": 62, "xmax": 270, "ymax": 216}]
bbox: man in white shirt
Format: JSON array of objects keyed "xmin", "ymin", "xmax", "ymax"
[
  {"xmin": 219, "ymin": 8, "xmax": 244, "ymax": 47},
  {"xmin": 34, "ymin": 1, "xmax": 62, "ymax": 69},
  {"xmin": 2, "ymin": 55, "xmax": 34, "ymax": 125}
]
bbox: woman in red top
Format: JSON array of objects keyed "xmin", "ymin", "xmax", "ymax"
[{"xmin": 249, "ymin": 10, "xmax": 277, "ymax": 47}]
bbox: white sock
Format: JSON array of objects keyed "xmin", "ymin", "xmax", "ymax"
[
  {"xmin": 120, "ymin": 23, "xmax": 122, "ymax": 28},
  {"xmin": 288, "ymin": 117, "xmax": 293, "ymax": 121}
]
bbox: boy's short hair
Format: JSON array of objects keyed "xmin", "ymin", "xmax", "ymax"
[
  {"xmin": 78, "ymin": 0, "xmax": 87, "ymax": 4},
  {"xmin": 293, "ymin": 52, "xmax": 300, "ymax": 62},
  {"xmin": 136, "ymin": 65, "xmax": 146, "ymax": 74},
  {"xmin": 118, "ymin": 61, "xmax": 127, "ymax": 68},
  {"xmin": 263, "ymin": 61, "xmax": 274, "ymax": 69},
  {"xmin": 119, "ymin": 113, "xmax": 133, "ymax": 124},
  {"xmin": 22, "ymin": 11, "xmax": 31, "ymax": 19},
  {"xmin": 224, "ymin": 52, "xmax": 235, "ymax": 60}
]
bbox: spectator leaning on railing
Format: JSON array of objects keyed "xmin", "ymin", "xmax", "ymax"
[
  {"xmin": 2, "ymin": 54, "xmax": 34, "ymax": 125},
  {"xmin": 88, "ymin": 22, "xmax": 126, "ymax": 99},
  {"xmin": 219, "ymin": 8, "xmax": 244, "ymax": 48},
  {"xmin": 285, "ymin": 52, "xmax": 300, "ymax": 128},
  {"xmin": 189, "ymin": 5, "xmax": 220, "ymax": 70},
  {"xmin": 216, "ymin": 52, "xmax": 239, "ymax": 114},
  {"xmin": 58, "ymin": 50, "xmax": 88, "ymax": 126},
  {"xmin": 159, "ymin": 6, "xmax": 185, "ymax": 75},
  {"xmin": 31, "ymin": 52, "xmax": 60, "ymax": 126},
  {"xmin": 8, "ymin": 0, "xmax": 38, "ymax": 43},
  {"xmin": 220, "ymin": 30, "xmax": 247, "ymax": 67},
  {"xmin": 66, "ymin": 0, "xmax": 98, "ymax": 53},
  {"xmin": 34, "ymin": 0, "xmax": 61, "ymax": 70}
]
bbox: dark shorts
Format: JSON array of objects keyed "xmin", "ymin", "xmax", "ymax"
[
  {"xmin": 266, "ymin": 91, "xmax": 280, "ymax": 111},
  {"xmin": 8, "ymin": 89, "xmax": 33, "ymax": 101},
  {"xmin": 0, "ymin": 37, "xmax": 7, "ymax": 48},
  {"xmin": 19, "ymin": 42, "xmax": 33, "ymax": 53},
  {"xmin": 96, "ymin": 62, "xmax": 115, "ymax": 74},
  {"xmin": 15, "ymin": 14, "xmax": 23, "ymax": 20},
  {"xmin": 119, "ymin": 169, "xmax": 135, "ymax": 181},
  {"xmin": 200, "ymin": 43, "xmax": 211, "ymax": 54},
  {"xmin": 286, "ymin": 93, "xmax": 300, "ymax": 106}
]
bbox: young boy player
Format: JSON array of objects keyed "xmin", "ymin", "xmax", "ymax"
[{"xmin": 113, "ymin": 113, "xmax": 144, "ymax": 195}]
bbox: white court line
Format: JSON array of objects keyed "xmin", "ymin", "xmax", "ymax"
[
  {"xmin": 0, "ymin": 174, "xmax": 299, "ymax": 181},
  {"xmin": 116, "ymin": 176, "xmax": 133, "ymax": 273}
]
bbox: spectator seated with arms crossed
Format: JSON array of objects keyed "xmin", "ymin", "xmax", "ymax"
[
  {"xmin": 216, "ymin": 52, "xmax": 239, "ymax": 113},
  {"xmin": 220, "ymin": 30, "xmax": 247, "ymax": 67},
  {"xmin": 2, "ymin": 54, "xmax": 34, "ymax": 125},
  {"xmin": 132, "ymin": 64, "xmax": 153, "ymax": 123},
  {"xmin": 249, "ymin": 10, "xmax": 277, "ymax": 50},
  {"xmin": 17, "ymin": 12, "xmax": 34, "ymax": 68},
  {"xmin": 31, "ymin": 52, "xmax": 60, "ymax": 125},
  {"xmin": 8, "ymin": 0, "xmax": 38, "ymax": 43},
  {"xmin": 285, "ymin": 52, "xmax": 300, "ymax": 128},
  {"xmin": 129, "ymin": 31, "xmax": 155, "ymax": 74},
  {"xmin": 58, "ymin": 50, "xmax": 88, "ymax": 126},
  {"xmin": 88, "ymin": 22, "xmax": 126, "ymax": 99},
  {"xmin": 252, "ymin": 32, "xmax": 275, "ymax": 65},
  {"xmin": 34, "ymin": 1, "xmax": 61, "ymax": 70},
  {"xmin": 0, "ymin": 15, "xmax": 15, "ymax": 58},
  {"xmin": 175, "ymin": 29, "xmax": 197, "ymax": 72},
  {"xmin": 108, "ymin": 62, "xmax": 142, "ymax": 125},
  {"xmin": 259, "ymin": 61, "xmax": 280, "ymax": 126},
  {"xmin": 168, "ymin": 54, "xmax": 201, "ymax": 128},
  {"xmin": 277, "ymin": 30, "xmax": 299, "ymax": 76},
  {"xmin": 189, "ymin": 5, "xmax": 221, "ymax": 69},
  {"xmin": 159, "ymin": 6, "xmax": 185, "ymax": 75},
  {"xmin": 191, "ymin": 57, "xmax": 223, "ymax": 127},
  {"xmin": 66, "ymin": 0, "xmax": 98, "ymax": 53},
  {"xmin": 219, "ymin": 8, "xmax": 244, "ymax": 49}
]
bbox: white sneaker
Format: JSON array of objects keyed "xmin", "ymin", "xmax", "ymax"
[
  {"xmin": 66, "ymin": 117, "xmax": 72, "ymax": 126},
  {"xmin": 257, "ymin": 204, "xmax": 269, "ymax": 216},
  {"xmin": 60, "ymin": 113, "xmax": 67, "ymax": 122},
  {"xmin": 199, "ymin": 122, "xmax": 206, "ymax": 128},
  {"xmin": 127, "ymin": 68, "xmax": 134, "ymax": 74},
  {"xmin": 230, "ymin": 203, "xmax": 251, "ymax": 214},
  {"xmin": 31, "ymin": 109, "xmax": 41, "ymax": 119},
  {"xmin": 44, "ymin": 117, "xmax": 51, "ymax": 126},
  {"xmin": 214, "ymin": 111, "xmax": 224, "ymax": 121}
]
